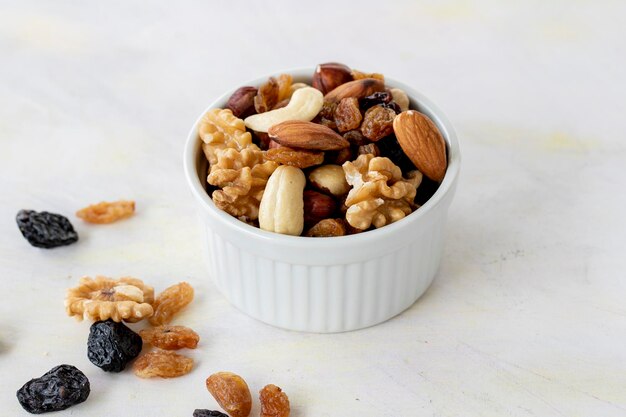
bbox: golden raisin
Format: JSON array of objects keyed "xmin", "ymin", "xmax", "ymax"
[
  {"xmin": 272, "ymin": 98, "xmax": 290, "ymax": 110},
  {"xmin": 259, "ymin": 384, "xmax": 290, "ymax": 417},
  {"xmin": 149, "ymin": 282, "xmax": 194, "ymax": 326},
  {"xmin": 343, "ymin": 129, "xmax": 368, "ymax": 146},
  {"xmin": 133, "ymin": 350, "xmax": 194, "ymax": 378},
  {"xmin": 76, "ymin": 200, "xmax": 135, "ymax": 224},
  {"xmin": 361, "ymin": 105, "xmax": 395, "ymax": 142},
  {"xmin": 264, "ymin": 147, "xmax": 324, "ymax": 169},
  {"xmin": 254, "ymin": 77, "xmax": 279, "ymax": 113},
  {"xmin": 351, "ymin": 69, "xmax": 385, "ymax": 81},
  {"xmin": 319, "ymin": 100, "xmax": 337, "ymax": 120},
  {"xmin": 314, "ymin": 100, "xmax": 338, "ymax": 130},
  {"xmin": 206, "ymin": 372, "xmax": 252, "ymax": 417},
  {"xmin": 276, "ymin": 74, "xmax": 293, "ymax": 102},
  {"xmin": 358, "ymin": 143, "xmax": 381, "ymax": 157},
  {"xmin": 139, "ymin": 325, "xmax": 199, "ymax": 350},
  {"xmin": 305, "ymin": 219, "xmax": 346, "ymax": 237},
  {"xmin": 334, "ymin": 97, "xmax": 362, "ymax": 132}
]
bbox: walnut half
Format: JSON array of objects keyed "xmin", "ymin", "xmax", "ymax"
[
  {"xmin": 65, "ymin": 276, "xmax": 154, "ymax": 322},
  {"xmin": 342, "ymin": 154, "xmax": 422, "ymax": 230}
]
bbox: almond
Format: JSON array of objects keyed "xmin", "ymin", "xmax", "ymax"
[
  {"xmin": 324, "ymin": 78, "xmax": 385, "ymax": 102},
  {"xmin": 268, "ymin": 120, "xmax": 349, "ymax": 151},
  {"xmin": 393, "ymin": 110, "xmax": 447, "ymax": 182}
]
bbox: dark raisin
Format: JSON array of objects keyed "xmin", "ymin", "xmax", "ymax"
[
  {"xmin": 381, "ymin": 101, "xmax": 402, "ymax": 114},
  {"xmin": 359, "ymin": 91, "xmax": 391, "ymax": 110},
  {"xmin": 87, "ymin": 320, "xmax": 142, "ymax": 372},
  {"xmin": 343, "ymin": 130, "xmax": 368, "ymax": 146},
  {"xmin": 251, "ymin": 130, "xmax": 272, "ymax": 150},
  {"xmin": 16, "ymin": 210, "xmax": 78, "ymax": 249},
  {"xmin": 193, "ymin": 410, "xmax": 229, "ymax": 417},
  {"xmin": 414, "ymin": 176, "xmax": 441, "ymax": 206},
  {"xmin": 377, "ymin": 135, "xmax": 417, "ymax": 173},
  {"xmin": 16, "ymin": 364, "xmax": 90, "ymax": 414}
]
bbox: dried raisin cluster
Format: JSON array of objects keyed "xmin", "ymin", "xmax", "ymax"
[
  {"xmin": 63, "ymin": 277, "xmax": 198, "ymax": 384},
  {"xmin": 201, "ymin": 62, "xmax": 447, "ymax": 236}
]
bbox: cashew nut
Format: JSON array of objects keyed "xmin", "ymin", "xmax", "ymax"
[
  {"xmin": 244, "ymin": 87, "xmax": 323, "ymax": 133},
  {"xmin": 259, "ymin": 165, "xmax": 306, "ymax": 236}
]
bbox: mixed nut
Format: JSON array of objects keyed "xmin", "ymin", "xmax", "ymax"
[{"xmin": 200, "ymin": 62, "xmax": 448, "ymax": 236}]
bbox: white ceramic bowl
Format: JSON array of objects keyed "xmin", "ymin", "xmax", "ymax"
[{"xmin": 184, "ymin": 68, "xmax": 460, "ymax": 333}]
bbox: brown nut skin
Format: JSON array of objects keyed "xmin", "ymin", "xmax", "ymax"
[
  {"xmin": 303, "ymin": 190, "xmax": 337, "ymax": 226},
  {"xmin": 206, "ymin": 372, "xmax": 252, "ymax": 417},
  {"xmin": 324, "ymin": 78, "xmax": 385, "ymax": 103},
  {"xmin": 312, "ymin": 62, "xmax": 353, "ymax": 95},
  {"xmin": 268, "ymin": 120, "xmax": 349, "ymax": 151},
  {"xmin": 393, "ymin": 110, "xmax": 447, "ymax": 182},
  {"xmin": 226, "ymin": 86, "xmax": 258, "ymax": 118}
]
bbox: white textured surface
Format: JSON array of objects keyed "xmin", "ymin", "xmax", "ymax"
[{"xmin": 1, "ymin": 1, "xmax": 625, "ymax": 416}]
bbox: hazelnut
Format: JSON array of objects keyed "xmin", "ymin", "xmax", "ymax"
[
  {"xmin": 312, "ymin": 62, "xmax": 353, "ymax": 95},
  {"xmin": 303, "ymin": 190, "xmax": 337, "ymax": 225},
  {"xmin": 309, "ymin": 164, "xmax": 350, "ymax": 197},
  {"xmin": 226, "ymin": 86, "xmax": 257, "ymax": 118}
]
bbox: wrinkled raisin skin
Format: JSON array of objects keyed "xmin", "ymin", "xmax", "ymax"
[
  {"xmin": 259, "ymin": 384, "xmax": 290, "ymax": 417},
  {"xmin": 254, "ymin": 77, "xmax": 279, "ymax": 113},
  {"xmin": 359, "ymin": 91, "xmax": 391, "ymax": 110},
  {"xmin": 149, "ymin": 282, "xmax": 194, "ymax": 326},
  {"xmin": 87, "ymin": 320, "xmax": 142, "ymax": 372},
  {"xmin": 194, "ymin": 410, "xmax": 229, "ymax": 417},
  {"xmin": 265, "ymin": 147, "xmax": 324, "ymax": 169},
  {"xmin": 16, "ymin": 210, "xmax": 78, "ymax": 249},
  {"xmin": 334, "ymin": 97, "xmax": 362, "ymax": 132},
  {"xmin": 377, "ymin": 136, "xmax": 417, "ymax": 173},
  {"xmin": 343, "ymin": 130, "xmax": 368, "ymax": 146},
  {"xmin": 16, "ymin": 364, "xmax": 90, "ymax": 414},
  {"xmin": 206, "ymin": 372, "xmax": 252, "ymax": 417},
  {"xmin": 76, "ymin": 200, "xmax": 135, "ymax": 224},
  {"xmin": 381, "ymin": 101, "xmax": 402, "ymax": 113},
  {"xmin": 360, "ymin": 105, "xmax": 396, "ymax": 142},
  {"xmin": 140, "ymin": 325, "xmax": 199, "ymax": 350},
  {"xmin": 133, "ymin": 350, "xmax": 194, "ymax": 378}
]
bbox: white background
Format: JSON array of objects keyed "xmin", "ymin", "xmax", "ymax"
[{"xmin": 1, "ymin": 1, "xmax": 625, "ymax": 416}]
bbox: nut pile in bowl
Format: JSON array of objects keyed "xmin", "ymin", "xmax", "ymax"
[{"xmin": 199, "ymin": 62, "xmax": 448, "ymax": 237}]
